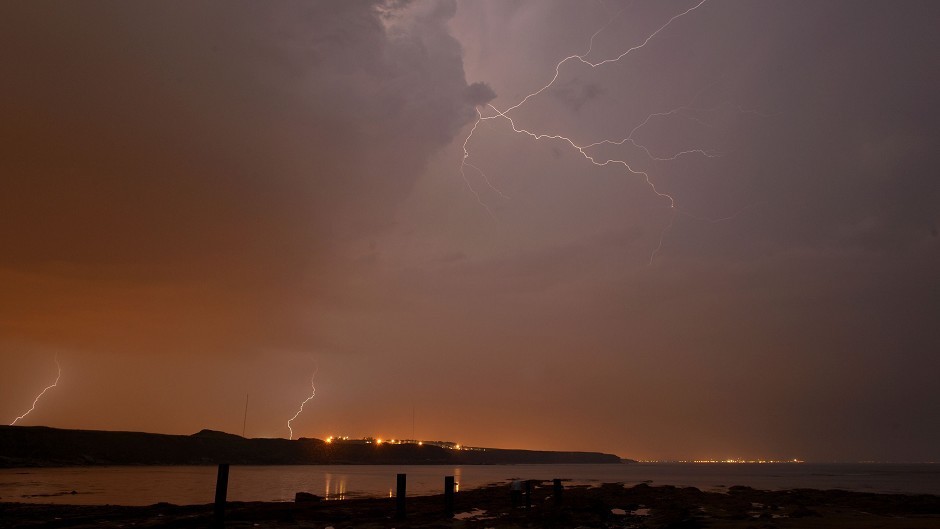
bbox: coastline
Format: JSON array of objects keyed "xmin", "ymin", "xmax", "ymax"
[
  {"xmin": 3, "ymin": 481, "xmax": 939, "ymax": 528},
  {"xmin": 0, "ymin": 426, "xmax": 620, "ymax": 467},
  {"xmin": 4, "ymin": 462, "xmax": 939, "ymax": 506}
]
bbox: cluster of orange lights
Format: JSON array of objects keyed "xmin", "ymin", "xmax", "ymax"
[
  {"xmin": 323, "ymin": 436, "xmax": 480, "ymax": 450},
  {"xmin": 324, "ymin": 436, "xmax": 425, "ymax": 446}
]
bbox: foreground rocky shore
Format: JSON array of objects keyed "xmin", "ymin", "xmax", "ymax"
[{"xmin": 3, "ymin": 481, "xmax": 939, "ymax": 529}]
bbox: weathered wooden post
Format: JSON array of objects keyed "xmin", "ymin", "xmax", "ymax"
[
  {"xmin": 510, "ymin": 479, "xmax": 522, "ymax": 508},
  {"xmin": 214, "ymin": 463, "xmax": 230, "ymax": 528},
  {"xmin": 525, "ymin": 480, "xmax": 532, "ymax": 510},
  {"xmin": 553, "ymin": 478, "xmax": 563, "ymax": 505},
  {"xmin": 444, "ymin": 475, "xmax": 455, "ymax": 515},
  {"xmin": 396, "ymin": 473, "xmax": 407, "ymax": 519}
]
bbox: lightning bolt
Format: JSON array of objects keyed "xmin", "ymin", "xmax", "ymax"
[
  {"xmin": 493, "ymin": 0, "xmax": 709, "ymax": 117},
  {"xmin": 460, "ymin": 0, "xmax": 758, "ymax": 263},
  {"xmin": 10, "ymin": 354, "xmax": 61, "ymax": 426},
  {"xmin": 287, "ymin": 365, "xmax": 318, "ymax": 440}
]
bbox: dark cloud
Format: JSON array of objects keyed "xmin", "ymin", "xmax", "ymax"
[
  {"xmin": 551, "ymin": 78, "xmax": 604, "ymax": 112},
  {"xmin": 465, "ymin": 81, "xmax": 498, "ymax": 107}
]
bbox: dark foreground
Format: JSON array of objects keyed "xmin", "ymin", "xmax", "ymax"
[{"xmin": 3, "ymin": 482, "xmax": 940, "ymax": 529}]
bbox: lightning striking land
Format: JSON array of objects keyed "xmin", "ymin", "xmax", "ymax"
[
  {"xmin": 459, "ymin": 0, "xmax": 754, "ymax": 262},
  {"xmin": 287, "ymin": 366, "xmax": 318, "ymax": 440},
  {"xmin": 9, "ymin": 355, "xmax": 61, "ymax": 426}
]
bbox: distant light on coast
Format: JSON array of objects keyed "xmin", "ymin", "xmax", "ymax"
[
  {"xmin": 638, "ymin": 458, "xmax": 805, "ymax": 464},
  {"xmin": 322, "ymin": 435, "xmax": 482, "ymax": 451}
]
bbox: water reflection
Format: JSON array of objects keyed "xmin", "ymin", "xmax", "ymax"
[
  {"xmin": 1, "ymin": 463, "xmax": 935, "ymax": 506},
  {"xmin": 323, "ymin": 472, "xmax": 347, "ymax": 500}
]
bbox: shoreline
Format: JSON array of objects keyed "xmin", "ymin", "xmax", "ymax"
[
  {"xmin": 3, "ymin": 482, "xmax": 939, "ymax": 528},
  {"xmin": 4, "ymin": 462, "xmax": 939, "ymax": 506},
  {"xmin": 0, "ymin": 426, "xmax": 621, "ymax": 468}
]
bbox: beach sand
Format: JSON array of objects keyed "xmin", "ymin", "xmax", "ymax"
[{"xmin": 3, "ymin": 481, "xmax": 939, "ymax": 528}]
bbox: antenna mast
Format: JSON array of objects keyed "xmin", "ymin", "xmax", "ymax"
[{"xmin": 242, "ymin": 392, "xmax": 249, "ymax": 437}]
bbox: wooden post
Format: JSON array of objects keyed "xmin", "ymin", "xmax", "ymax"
[
  {"xmin": 214, "ymin": 463, "xmax": 230, "ymax": 528},
  {"xmin": 553, "ymin": 478, "xmax": 563, "ymax": 505},
  {"xmin": 444, "ymin": 475, "xmax": 455, "ymax": 515},
  {"xmin": 510, "ymin": 480, "xmax": 521, "ymax": 508},
  {"xmin": 396, "ymin": 473, "xmax": 406, "ymax": 519},
  {"xmin": 525, "ymin": 480, "xmax": 532, "ymax": 510}
]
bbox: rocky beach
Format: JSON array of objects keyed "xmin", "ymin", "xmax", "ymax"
[{"xmin": 4, "ymin": 481, "xmax": 940, "ymax": 529}]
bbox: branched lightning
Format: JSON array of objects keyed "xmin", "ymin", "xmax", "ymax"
[
  {"xmin": 459, "ymin": 0, "xmax": 761, "ymax": 263},
  {"xmin": 480, "ymin": 103, "xmax": 679, "ymax": 208},
  {"xmin": 287, "ymin": 366, "xmax": 318, "ymax": 440},
  {"xmin": 459, "ymin": 117, "xmax": 501, "ymax": 219},
  {"xmin": 493, "ymin": 0, "xmax": 708, "ymax": 117},
  {"xmin": 10, "ymin": 354, "xmax": 61, "ymax": 426}
]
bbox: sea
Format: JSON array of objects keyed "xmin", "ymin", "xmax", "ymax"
[{"xmin": 1, "ymin": 463, "xmax": 937, "ymax": 506}]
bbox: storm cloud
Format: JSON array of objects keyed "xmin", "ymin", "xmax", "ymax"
[{"xmin": 1, "ymin": 1, "xmax": 937, "ymax": 462}]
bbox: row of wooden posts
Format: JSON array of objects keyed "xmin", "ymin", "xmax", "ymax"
[{"xmin": 213, "ymin": 463, "xmax": 565, "ymax": 527}]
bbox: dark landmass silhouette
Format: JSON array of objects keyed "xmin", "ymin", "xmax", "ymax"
[{"xmin": 0, "ymin": 426, "xmax": 622, "ymax": 467}]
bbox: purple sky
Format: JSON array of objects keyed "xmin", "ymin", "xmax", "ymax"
[{"xmin": 1, "ymin": 0, "xmax": 938, "ymax": 462}]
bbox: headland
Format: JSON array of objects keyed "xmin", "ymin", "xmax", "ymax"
[{"xmin": 0, "ymin": 425, "xmax": 622, "ymax": 467}]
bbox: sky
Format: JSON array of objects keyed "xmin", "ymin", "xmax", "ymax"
[{"xmin": 1, "ymin": 0, "xmax": 938, "ymax": 463}]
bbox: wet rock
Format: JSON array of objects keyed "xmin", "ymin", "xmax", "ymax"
[{"xmin": 294, "ymin": 491, "xmax": 321, "ymax": 503}]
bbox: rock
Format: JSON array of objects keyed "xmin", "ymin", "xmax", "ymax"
[
  {"xmin": 295, "ymin": 491, "xmax": 321, "ymax": 503},
  {"xmin": 790, "ymin": 504, "xmax": 819, "ymax": 517}
]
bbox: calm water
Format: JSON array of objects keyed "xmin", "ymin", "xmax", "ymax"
[{"xmin": 0, "ymin": 463, "xmax": 937, "ymax": 506}]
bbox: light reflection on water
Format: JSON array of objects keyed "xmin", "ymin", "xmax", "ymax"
[
  {"xmin": 323, "ymin": 472, "xmax": 347, "ymax": 500},
  {"xmin": 0, "ymin": 463, "xmax": 937, "ymax": 506}
]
